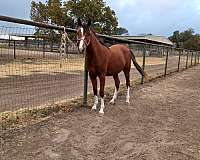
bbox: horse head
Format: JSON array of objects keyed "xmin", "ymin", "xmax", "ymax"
[{"xmin": 76, "ymin": 17, "xmax": 92, "ymax": 53}]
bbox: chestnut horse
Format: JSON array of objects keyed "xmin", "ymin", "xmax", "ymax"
[{"xmin": 76, "ymin": 18, "xmax": 147, "ymax": 114}]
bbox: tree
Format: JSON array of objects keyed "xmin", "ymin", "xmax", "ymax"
[
  {"xmin": 47, "ymin": 0, "xmax": 63, "ymax": 25},
  {"xmin": 112, "ymin": 27, "xmax": 129, "ymax": 35},
  {"xmin": 169, "ymin": 28, "xmax": 200, "ymax": 50},
  {"xmin": 30, "ymin": 0, "xmax": 128, "ymax": 35},
  {"xmin": 184, "ymin": 34, "xmax": 200, "ymax": 51},
  {"xmin": 64, "ymin": 0, "xmax": 118, "ymax": 34},
  {"xmin": 31, "ymin": 1, "xmax": 48, "ymax": 23}
]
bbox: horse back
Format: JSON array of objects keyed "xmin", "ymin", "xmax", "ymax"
[{"xmin": 107, "ymin": 44, "xmax": 131, "ymax": 75}]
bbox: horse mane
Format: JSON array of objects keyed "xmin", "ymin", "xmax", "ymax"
[{"xmin": 90, "ymin": 29, "xmax": 109, "ymax": 49}]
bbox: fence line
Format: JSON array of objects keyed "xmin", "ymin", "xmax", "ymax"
[{"xmin": 0, "ymin": 15, "xmax": 199, "ymax": 113}]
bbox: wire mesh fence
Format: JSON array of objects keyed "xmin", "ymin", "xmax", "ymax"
[
  {"xmin": 0, "ymin": 16, "xmax": 199, "ymax": 114},
  {"xmin": 0, "ymin": 23, "xmax": 85, "ymax": 113}
]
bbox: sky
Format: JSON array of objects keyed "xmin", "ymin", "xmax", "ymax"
[{"xmin": 0, "ymin": 0, "xmax": 200, "ymax": 36}]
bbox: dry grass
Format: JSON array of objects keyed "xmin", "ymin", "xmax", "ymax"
[
  {"xmin": 0, "ymin": 97, "xmax": 84, "ymax": 130},
  {"xmin": 0, "ymin": 57, "xmax": 167, "ymax": 78},
  {"xmin": 0, "ymin": 58, "xmax": 84, "ymax": 78},
  {"xmin": 136, "ymin": 57, "xmax": 166, "ymax": 66}
]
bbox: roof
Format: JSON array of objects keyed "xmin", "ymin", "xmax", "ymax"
[{"xmin": 113, "ymin": 35, "xmax": 173, "ymax": 46}]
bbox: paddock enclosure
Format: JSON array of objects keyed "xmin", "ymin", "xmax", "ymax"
[
  {"xmin": 1, "ymin": 65, "xmax": 200, "ymax": 160},
  {"xmin": 0, "ymin": 15, "xmax": 199, "ymax": 114}
]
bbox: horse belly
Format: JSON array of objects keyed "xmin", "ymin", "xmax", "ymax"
[{"xmin": 107, "ymin": 59, "xmax": 126, "ymax": 76}]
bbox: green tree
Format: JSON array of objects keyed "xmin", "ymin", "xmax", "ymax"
[
  {"xmin": 64, "ymin": 0, "xmax": 118, "ymax": 34},
  {"xmin": 112, "ymin": 27, "xmax": 129, "ymax": 35},
  {"xmin": 169, "ymin": 28, "xmax": 200, "ymax": 50},
  {"xmin": 184, "ymin": 34, "xmax": 200, "ymax": 51},
  {"xmin": 30, "ymin": 0, "xmax": 128, "ymax": 35},
  {"xmin": 31, "ymin": 1, "xmax": 48, "ymax": 23},
  {"xmin": 47, "ymin": 0, "xmax": 64, "ymax": 25}
]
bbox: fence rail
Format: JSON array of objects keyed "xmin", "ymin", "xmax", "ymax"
[{"xmin": 0, "ymin": 15, "xmax": 199, "ymax": 113}]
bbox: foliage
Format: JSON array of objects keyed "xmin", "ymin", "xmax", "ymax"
[
  {"xmin": 112, "ymin": 27, "xmax": 129, "ymax": 35},
  {"xmin": 30, "ymin": 0, "xmax": 128, "ymax": 35},
  {"xmin": 169, "ymin": 28, "xmax": 200, "ymax": 51}
]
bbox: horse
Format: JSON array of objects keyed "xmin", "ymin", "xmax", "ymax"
[{"xmin": 76, "ymin": 18, "xmax": 147, "ymax": 114}]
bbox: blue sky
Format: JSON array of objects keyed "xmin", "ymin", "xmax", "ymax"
[{"xmin": 0, "ymin": 0, "xmax": 200, "ymax": 36}]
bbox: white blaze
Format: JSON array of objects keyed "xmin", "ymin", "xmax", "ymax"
[{"xmin": 79, "ymin": 27, "xmax": 85, "ymax": 51}]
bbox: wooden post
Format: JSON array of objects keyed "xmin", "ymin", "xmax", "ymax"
[
  {"xmin": 43, "ymin": 39, "xmax": 45, "ymax": 58},
  {"xmin": 13, "ymin": 40, "xmax": 16, "ymax": 59},
  {"xmin": 191, "ymin": 51, "xmax": 193, "ymax": 66},
  {"xmin": 83, "ymin": 54, "xmax": 88, "ymax": 107},
  {"xmin": 141, "ymin": 45, "xmax": 146, "ymax": 84},
  {"xmin": 164, "ymin": 47, "xmax": 169, "ymax": 76},
  {"xmin": 177, "ymin": 49, "xmax": 181, "ymax": 72},
  {"xmin": 186, "ymin": 50, "xmax": 189, "ymax": 69},
  {"xmin": 194, "ymin": 51, "xmax": 197, "ymax": 65}
]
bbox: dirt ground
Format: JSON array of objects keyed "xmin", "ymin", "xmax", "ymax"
[{"xmin": 1, "ymin": 65, "xmax": 200, "ymax": 160}]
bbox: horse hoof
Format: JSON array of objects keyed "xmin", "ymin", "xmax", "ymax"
[
  {"xmin": 109, "ymin": 100, "xmax": 115, "ymax": 104},
  {"xmin": 126, "ymin": 101, "xmax": 130, "ymax": 104},
  {"xmin": 92, "ymin": 106, "xmax": 97, "ymax": 110},
  {"xmin": 99, "ymin": 110, "xmax": 104, "ymax": 114}
]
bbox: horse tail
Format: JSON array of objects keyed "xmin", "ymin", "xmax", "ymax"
[{"xmin": 129, "ymin": 49, "xmax": 148, "ymax": 79}]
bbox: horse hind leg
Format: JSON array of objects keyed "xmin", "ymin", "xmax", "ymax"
[
  {"xmin": 90, "ymin": 77, "xmax": 98, "ymax": 110},
  {"xmin": 110, "ymin": 74, "xmax": 120, "ymax": 104},
  {"xmin": 99, "ymin": 75, "xmax": 105, "ymax": 114},
  {"xmin": 123, "ymin": 69, "xmax": 131, "ymax": 104}
]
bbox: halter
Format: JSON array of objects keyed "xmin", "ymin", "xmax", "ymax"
[
  {"xmin": 77, "ymin": 37, "xmax": 91, "ymax": 47},
  {"xmin": 77, "ymin": 28, "xmax": 91, "ymax": 53}
]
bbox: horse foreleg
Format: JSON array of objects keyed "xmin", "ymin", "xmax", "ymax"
[
  {"xmin": 110, "ymin": 75, "xmax": 120, "ymax": 104},
  {"xmin": 99, "ymin": 75, "xmax": 105, "ymax": 114},
  {"xmin": 90, "ymin": 77, "xmax": 98, "ymax": 110}
]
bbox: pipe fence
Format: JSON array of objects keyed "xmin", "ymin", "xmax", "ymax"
[{"xmin": 0, "ymin": 15, "xmax": 199, "ymax": 113}]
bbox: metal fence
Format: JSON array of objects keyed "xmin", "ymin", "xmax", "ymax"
[{"xmin": 0, "ymin": 15, "xmax": 199, "ymax": 113}]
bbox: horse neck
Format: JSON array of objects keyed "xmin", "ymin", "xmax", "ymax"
[{"xmin": 86, "ymin": 32, "xmax": 105, "ymax": 58}]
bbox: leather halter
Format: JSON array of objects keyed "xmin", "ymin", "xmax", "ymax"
[{"xmin": 77, "ymin": 28, "xmax": 91, "ymax": 53}]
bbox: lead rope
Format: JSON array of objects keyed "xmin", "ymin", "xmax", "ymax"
[{"xmin": 59, "ymin": 27, "xmax": 72, "ymax": 68}]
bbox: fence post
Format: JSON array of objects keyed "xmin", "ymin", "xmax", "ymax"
[
  {"xmin": 198, "ymin": 52, "xmax": 200, "ymax": 64},
  {"xmin": 83, "ymin": 54, "xmax": 88, "ymax": 107},
  {"xmin": 194, "ymin": 51, "xmax": 197, "ymax": 66},
  {"xmin": 164, "ymin": 47, "xmax": 169, "ymax": 76},
  {"xmin": 8, "ymin": 35, "xmax": 11, "ymax": 47},
  {"xmin": 43, "ymin": 39, "xmax": 45, "ymax": 58},
  {"xmin": 177, "ymin": 49, "xmax": 181, "ymax": 72},
  {"xmin": 141, "ymin": 45, "xmax": 146, "ymax": 84},
  {"xmin": 13, "ymin": 40, "xmax": 16, "ymax": 59},
  {"xmin": 186, "ymin": 50, "xmax": 189, "ymax": 69},
  {"xmin": 191, "ymin": 51, "xmax": 193, "ymax": 66}
]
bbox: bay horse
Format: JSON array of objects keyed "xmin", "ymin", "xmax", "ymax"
[{"xmin": 76, "ymin": 18, "xmax": 147, "ymax": 114}]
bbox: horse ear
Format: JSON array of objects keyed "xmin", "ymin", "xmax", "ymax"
[
  {"xmin": 87, "ymin": 18, "xmax": 91, "ymax": 27},
  {"xmin": 77, "ymin": 17, "xmax": 82, "ymax": 26}
]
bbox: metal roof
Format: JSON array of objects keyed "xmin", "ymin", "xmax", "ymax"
[{"xmin": 113, "ymin": 35, "xmax": 173, "ymax": 46}]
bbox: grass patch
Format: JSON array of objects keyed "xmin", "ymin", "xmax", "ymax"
[{"xmin": 0, "ymin": 97, "xmax": 84, "ymax": 130}]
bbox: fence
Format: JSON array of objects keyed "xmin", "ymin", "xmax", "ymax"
[{"xmin": 0, "ymin": 15, "xmax": 199, "ymax": 114}]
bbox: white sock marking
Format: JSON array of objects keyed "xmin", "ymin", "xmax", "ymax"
[
  {"xmin": 126, "ymin": 87, "xmax": 130, "ymax": 103},
  {"xmin": 99, "ymin": 98, "xmax": 105, "ymax": 114},
  {"xmin": 92, "ymin": 95, "xmax": 98, "ymax": 110},
  {"xmin": 110, "ymin": 88, "xmax": 118, "ymax": 104}
]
